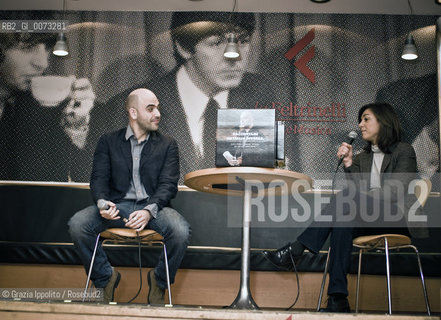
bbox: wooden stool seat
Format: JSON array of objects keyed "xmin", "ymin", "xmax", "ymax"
[
  {"xmin": 83, "ymin": 227, "xmax": 172, "ymax": 306},
  {"xmin": 353, "ymin": 234, "xmax": 411, "ymax": 248},
  {"xmin": 100, "ymin": 228, "xmax": 164, "ymax": 242}
]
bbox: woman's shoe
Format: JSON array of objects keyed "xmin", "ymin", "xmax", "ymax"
[
  {"xmin": 262, "ymin": 242, "xmax": 298, "ymax": 267},
  {"xmin": 319, "ymin": 295, "xmax": 350, "ymax": 313}
]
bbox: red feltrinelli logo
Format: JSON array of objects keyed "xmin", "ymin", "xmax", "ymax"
[{"xmin": 284, "ymin": 28, "xmax": 316, "ymax": 84}]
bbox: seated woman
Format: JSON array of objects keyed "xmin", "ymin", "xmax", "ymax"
[{"xmin": 263, "ymin": 102, "xmax": 428, "ymax": 312}]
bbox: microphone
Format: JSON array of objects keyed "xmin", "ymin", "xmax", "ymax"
[
  {"xmin": 97, "ymin": 199, "xmax": 109, "ymax": 210},
  {"xmin": 337, "ymin": 131, "xmax": 358, "ymax": 167}
]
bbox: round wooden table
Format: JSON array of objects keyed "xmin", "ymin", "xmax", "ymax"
[{"xmin": 184, "ymin": 167, "xmax": 313, "ymax": 309}]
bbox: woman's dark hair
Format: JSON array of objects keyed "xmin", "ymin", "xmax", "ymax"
[{"xmin": 358, "ymin": 102, "xmax": 402, "ymax": 153}]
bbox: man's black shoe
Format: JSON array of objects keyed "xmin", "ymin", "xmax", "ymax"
[
  {"xmin": 262, "ymin": 242, "xmax": 296, "ymax": 268},
  {"xmin": 320, "ymin": 295, "xmax": 350, "ymax": 313}
]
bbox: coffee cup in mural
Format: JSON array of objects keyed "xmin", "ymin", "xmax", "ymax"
[{"xmin": 31, "ymin": 75, "xmax": 75, "ymax": 107}]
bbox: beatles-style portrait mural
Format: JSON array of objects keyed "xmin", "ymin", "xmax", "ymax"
[{"xmin": 0, "ymin": 11, "xmax": 438, "ymax": 189}]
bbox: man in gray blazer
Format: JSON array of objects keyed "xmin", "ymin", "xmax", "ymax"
[{"xmin": 69, "ymin": 88, "xmax": 191, "ymax": 304}]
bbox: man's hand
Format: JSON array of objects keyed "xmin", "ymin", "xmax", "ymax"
[
  {"xmin": 99, "ymin": 201, "xmax": 120, "ymax": 220},
  {"xmin": 126, "ymin": 209, "xmax": 152, "ymax": 232},
  {"xmin": 227, "ymin": 158, "xmax": 241, "ymax": 166},
  {"xmin": 62, "ymin": 77, "xmax": 96, "ymax": 148}
]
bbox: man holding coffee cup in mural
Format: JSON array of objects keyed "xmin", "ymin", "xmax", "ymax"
[{"xmin": 0, "ymin": 29, "xmax": 96, "ymax": 181}]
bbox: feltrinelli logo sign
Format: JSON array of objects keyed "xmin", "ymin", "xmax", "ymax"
[{"xmin": 284, "ymin": 28, "xmax": 316, "ymax": 84}]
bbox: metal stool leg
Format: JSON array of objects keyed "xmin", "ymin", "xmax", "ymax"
[
  {"xmin": 384, "ymin": 237, "xmax": 392, "ymax": 315},
  {"xmin": 355, "ymin": 248, "xmax": 363, "ymax": 313},
  {"xmin": 82, "ymin": 233, "xmax": 101, "ymax": 302},
  {"xmin": 163, "ymin": 243, "xmax": 173, "ymax": 307},
  {"xmin": 409, "ymin": 245, "xmax": 431, "ymax": 315},
  {"xmin": 317, "ymin": 247, "xmax": 331, "ymax": 311}
]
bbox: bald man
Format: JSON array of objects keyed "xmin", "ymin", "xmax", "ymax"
[{"xmin": 69, "ymin": 88, "xmax": 191, "ymax": 304}]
